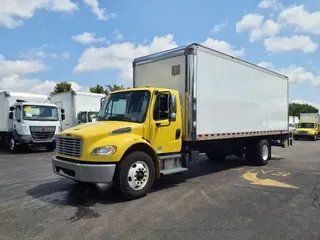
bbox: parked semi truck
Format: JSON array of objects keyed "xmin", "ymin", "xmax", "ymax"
[
  {"xmin": 0, "ymin": 91, "xmax": 65, "ymax": 153},
  {"xmin": 52, "ymin": 43, "xmax": 290, "ymax": 199},
  {"xmin": 294, "ymin": 113, "xmax": 320, "ymax": 141},
  {"xmin": 50, "ymin": 91, "xmax": 105, "ymax": 130}
]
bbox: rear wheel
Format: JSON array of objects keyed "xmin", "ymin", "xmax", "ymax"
[
  {"xmin": 246, "ymin": 139, "xmax": 271, "ymax": 166},
  {"xmin": 115, "ymin": 151, "xmax": 155, "ymax": 200},
  {"xmin": 206, "ymin": 151, "xmax": 226, "ymax": 162}
]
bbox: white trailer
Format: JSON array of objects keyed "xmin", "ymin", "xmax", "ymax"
[
  {"xmin": 133, "ymin": 43, "xmax": 290, "ymax": 164},
  {"xmin": 50, "ymin": 91, "xmax": 105, "ymax": 130},
  {"xmin": 0, "ymin": 91, "xmax": 64, "ymax": 152}
]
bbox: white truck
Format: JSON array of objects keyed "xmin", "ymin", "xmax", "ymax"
[
  {"xmin": 0, "ymin": 91, "xmax": 65, "ymax": 152},
  {"xmin": 289, "ymin": 116, "xmax": 299, "ymax": 131},
  {"xmin": 52, "ymin": 43, "xmax": 291, "ymax": 200},
  {"xmin": 50, "ymin": 91, "xmax": 105, "ymax": 130}
]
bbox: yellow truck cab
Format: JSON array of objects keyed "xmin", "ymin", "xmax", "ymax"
[
  {"xmin": 294, "ymin": 113, "xmax": 320, "ymax": 141},
  {"xmin": 52, "ymin": 43, "xmax": 291, "ymax": 199}
]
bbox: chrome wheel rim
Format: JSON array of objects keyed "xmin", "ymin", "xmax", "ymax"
[
  {"xmin": 262, "ymin": 145, "xmax": 269, "ymax": 161},
  {"xmin": 127, "ymin": 161, "xmax": 149, "ymax": 191}
]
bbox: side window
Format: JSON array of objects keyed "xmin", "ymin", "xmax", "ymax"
[
  {"xmin": 153, "ymin": 94, "xmax": 169, "ymax": 121},
  {"xmin": 15, "ymin": 106, "xmax": 21, "ymax": 121},
  {"xmin": 80, "ymin": 112, "xmax": 87, "ymax": 123}
]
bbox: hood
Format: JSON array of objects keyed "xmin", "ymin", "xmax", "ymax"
[{"xmin": 59, "ymin": 121, "xmax": 144, "ymax": 139}]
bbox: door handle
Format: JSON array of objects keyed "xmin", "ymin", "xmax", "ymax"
[{"xmin": 175, "ymin": 129, "xmax": 181, "ymax": 140}]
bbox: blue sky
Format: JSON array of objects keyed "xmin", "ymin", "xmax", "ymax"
[{"xmin": 0, "ymin": 0, "xmax": 319, "ymax": 108}]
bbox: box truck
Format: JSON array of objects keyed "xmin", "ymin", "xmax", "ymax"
[
  {"xmin": 52, "ymin": 43, "xmax": 290, "ymax": 199},
  {"xmin": 294, "ymin": 113, "xmax": 320, "ymax": 140},
  {"xmin": 50, "ymin": 91, "xmax": 106, "ymax": 130},
  {"xmin": 289, "ymin": 116, "xmax": 299, "ymax": 131},
  {"xmin": 0, "ymin": 91, "xmax": 65, "ymax": 153}
]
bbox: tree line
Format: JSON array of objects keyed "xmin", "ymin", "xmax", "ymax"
[
  {"xmin": 51, "ymin": 81, "xmax": 124, "ymax": 95},
  {"xmin": 51, "ymin": 82, "xmax": 319, "ymax": 117}
]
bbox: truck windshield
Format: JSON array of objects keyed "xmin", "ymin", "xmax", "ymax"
[
  {"xmin": 98, "ymin": 90, "xmax": 150, "ymax": 123},
  {"xmin": 22, "ymin": 105, "xmax": 59, "ymax": 121},
  {"xmin": 298, "ymin": 123, "xmax": 315, "ymax": 129}
]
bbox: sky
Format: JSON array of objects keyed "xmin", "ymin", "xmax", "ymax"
[{"xmin": 0, "ymin": 0, "xmax": 319, "ymax": 108}]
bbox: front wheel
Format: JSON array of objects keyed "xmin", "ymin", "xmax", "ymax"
[
  {"xmin": 8, "ymin": 136, "xmax": 20, "ymax": 153},
  {"xmin": 313, "ymin": 135, "xmax": 317, "ymax": 141},
  {"xmin": 115, "ymin": 151, "xmax": 155, "ymax": 200}
]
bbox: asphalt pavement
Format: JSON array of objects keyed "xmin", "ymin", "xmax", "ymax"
[{"xmin": 0, "ymin": 140, "xmax": 319, "ymax": 240}]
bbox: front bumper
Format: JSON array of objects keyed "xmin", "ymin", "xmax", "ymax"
[{"xmin": 52, "ymin": 157, "xmax": 116, "ymax": 183}]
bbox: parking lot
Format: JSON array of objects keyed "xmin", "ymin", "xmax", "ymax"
[{"xmin": 0, "ymin": 140, "xmax": 319, "ymax": 240}]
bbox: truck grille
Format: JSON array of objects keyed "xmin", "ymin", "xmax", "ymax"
[
  {"xmin": 30, "ymin": 126, "xmax": 56, "ymax": 141},
  {"xmin": 298, "ymin": 131, "xmax": 308, "ymax": 135},
  {"xmin": 57, "ymin": 137, "xmax": 82, "ymax": 158}
]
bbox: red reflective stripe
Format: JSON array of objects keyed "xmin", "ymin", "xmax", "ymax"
[{"xmin": 205, "ymin": 134, "xmax": 208, "ymax": 137}]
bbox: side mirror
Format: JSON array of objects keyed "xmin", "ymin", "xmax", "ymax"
[
  {"xmin": 9, "ymin": 106, "xmax": 14, "ymax": 111},
  {"xmin": 61, "ymin": 108, "xmax": 65, "ymax": 114},
  {"xmin": 9, "ymin": 112, "xmax": 13, "ymax": 120},
  {"xmin": 169, "ymin": 112, "xmax": 176, "ymax": 121},
  {"xmin": 61, "ymin": 113, "xmax": 65, "ymax": 121}
]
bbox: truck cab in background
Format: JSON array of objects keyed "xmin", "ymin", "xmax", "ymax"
[
  {"xmin": 77, "ymin": 111, "xmax": 99, "ymax": 124},
  {"xmin": 7, "ymin": 100, "xmax": 65, "ymax": 152},
  {"xmin": 294, "ymin": 113, "xmax": 320, "ymax": 141}
]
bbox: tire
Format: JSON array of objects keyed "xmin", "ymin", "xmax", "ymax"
[
  {"xmin": 46, "ymin": 142, "xmax": 56, "ymax": 152},
  {"xmin": 115, "ymin": 151, "xmax": 155, "ymax": 200},
  {"xmin": 246, "ymin": 140, "xmax": 271, "ymax": 166},
  {"xmin": 313, "ymin": 135, "xmax": 317, "ymax": 141},
  {"xmin": 206, "ymin": 151, "xmax": 226, "ymax": 162},
  {"xmin": 8, "ymin": 136, "xmax": 20, "ymax": 153}
]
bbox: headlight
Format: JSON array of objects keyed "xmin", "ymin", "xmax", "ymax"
[
  {"xmin": 91, "ymin": 146, "xmax": 117, "ymax": 156},
  {"xmin": 20, "ymin": 135, "xmax": 32, "ymax": 140}
]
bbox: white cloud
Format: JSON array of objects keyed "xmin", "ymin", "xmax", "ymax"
[
  {"xmin": 202, "ymin": 38, "xmax": 245, "ymax": 57},
  {"xmin": 19, "ymin": 46, "xmax": 71, "ymax": 60},
  {"xmin": 83, "ymin": 0, "xmax": 115, "ymax": 21},
  {"xmin": 278, "ymin": 5, "xmax": 320, "ymax": 34},
  {"xmin": 211, "ymin": 19, "xmax": 228, "ymax": 34},
  {"xmin": 72, "ymin": 32, "xmax": 105, "ymax": 45},
  {"xmin": 112, "ymin": 30, "xmax": 123, "ymax": 41},
  {"xmin": 74, "ymin": 34, "xmax": 178, "ymax": 80},
  {"xmin": 277, "ymin": 65, "xmax": 320, "ymax": 86},
  {"xmin": 257, "ymin": 61, "xmax": 274, "ymax": 69},
  {"xmin": 0, "ymin": 55, "xmax": 46, "ymax": 77},
  {"xmin": 236, "ymin": 14, "xmax": 264, "ymax": 32},
  {"xmin": 258, "ymin": 0, "xmax": 282, "ymax": 10},
  {"xmin": 236, "ymin": 14, "xmax": 280, "ymax": 42},
  {"xmin": 264, "ymin": 35, "xmax": 319, "ymax": 53},
  {"xmin": 61, "ymin": 51, "xmax": 70, "ymax": 59},
  {"xmin": 0, "ymin": 74, "xmax": 87, "ymax": 95},
  {"xmin": 212, "ymin": 24, "xmax": 225, "ymax": 34},
  {"xmin": 0, "ymin": 0, "xmax": 78, "ymax": 29}
]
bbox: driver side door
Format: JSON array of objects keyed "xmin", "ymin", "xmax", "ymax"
[{"xmin": 149, "ymin": 91, "xmax": 182, "ymax": 154}]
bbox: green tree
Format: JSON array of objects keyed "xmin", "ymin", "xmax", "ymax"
[
  {"xmin": 289, "ymin": 103, "xmax": 319, "ymax": 116},
  {"xmin": 105, "ymin": 84, "xmax": 124, "ymax": 94},
  {"xmin": 51, "ymin": 81, "xmax": 72, "ymax": 95},
  {"xmin": 90, "ymin": 84, "xmax": 105, "ymax": 94}
]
